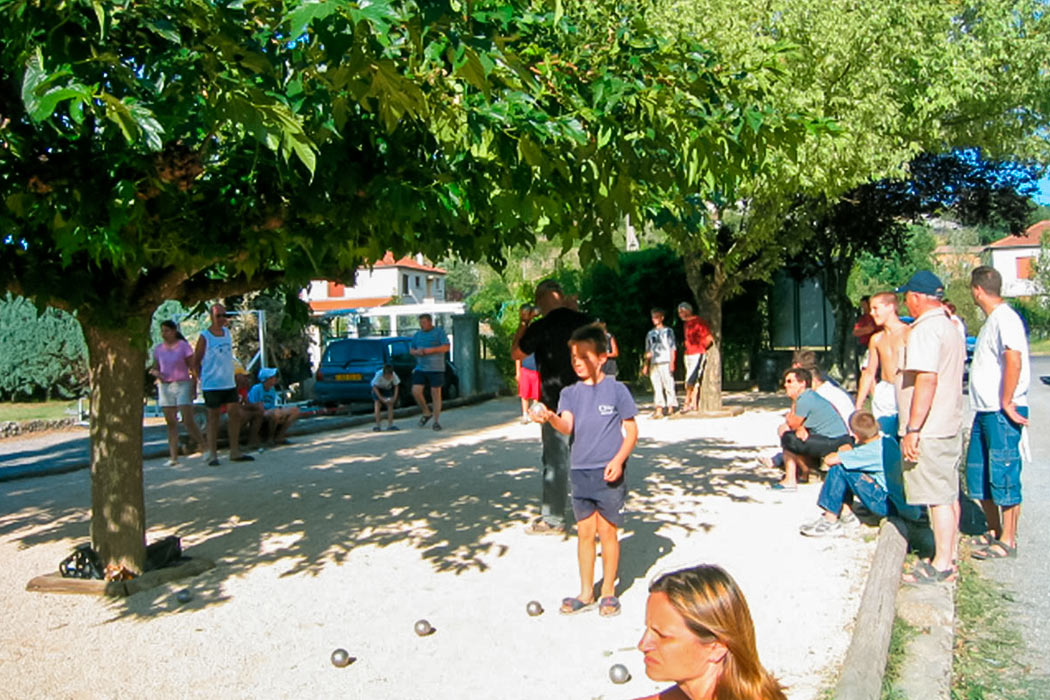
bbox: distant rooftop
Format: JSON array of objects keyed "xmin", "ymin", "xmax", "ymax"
[
  {"xmin": 371, "ymin": 252, "xmax": 446, "ymax": 274},
  {"xmin": 986, "ymin": 220, "xmax": 1049, "ymax": 249}
]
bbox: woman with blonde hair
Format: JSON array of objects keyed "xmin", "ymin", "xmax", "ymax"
[{"xmin": 635, "ymin": 564, "xmax": 786, "ymax": 700}]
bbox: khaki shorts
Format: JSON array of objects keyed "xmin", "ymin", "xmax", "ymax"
[{"xmin": 902, "ymin": 433, "xmax": 962, "ymax": 506}]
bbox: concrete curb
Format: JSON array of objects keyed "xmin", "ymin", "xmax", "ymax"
[{"xmin": 0, "ymin": 393, "xmax": 498, "ymax": 483}]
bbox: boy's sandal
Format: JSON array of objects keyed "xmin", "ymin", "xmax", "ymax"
[
  {"xmin": 560, "ymin": 597, "xmax": 596, "ymax": 615},
  {"xmin": 598, "ymin": 596, "xmax": 622, "ymax": 617},
  {"xmin": 902, "ymin": 560, "xmax": 956, "ymax": 586},
  {"xmin": 418, "ymin": 414, "xmax": 432, "ymax": 427},
  {"xmin": 971, "ymin": 540, "xmax": 1017, "ymax": 560}
]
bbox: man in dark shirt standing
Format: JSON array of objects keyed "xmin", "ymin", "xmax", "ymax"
[{"xmin": 513, "ymin": 279, "xmax": 592, "ymax": 535}]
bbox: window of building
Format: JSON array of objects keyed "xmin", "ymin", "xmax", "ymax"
[
  {"xmin": 415, "ymin": 276, "xmax": 421, "ymax": 288},
  {"xmin": 402, "ymin": 275, "xmax": 409, "ymax": 294},
  {"xmin": 1017, "ymin": 256, "xmax": 1035, "ymax": 280}
]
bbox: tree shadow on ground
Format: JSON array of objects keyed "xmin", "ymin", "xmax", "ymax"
[{"xmin": 1, "ymin": 404, "xmax": 782, "ymax": 621}]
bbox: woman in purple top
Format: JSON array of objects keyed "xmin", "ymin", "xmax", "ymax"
[{"xmin": 150, "ymin": 320, "xmax": 205, "ymax": 465}]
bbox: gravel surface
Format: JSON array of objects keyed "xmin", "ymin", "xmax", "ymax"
[{"xmin": 0, "ymin": 396, "xmax": 876, "ymax": 699}]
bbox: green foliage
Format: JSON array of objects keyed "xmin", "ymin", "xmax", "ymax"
[
  {"xmin": 1009, "ymin": 298, "xmax": 1050, "ymax": 341},
  {"xmin": 0, "ymin": 294, "xmax": 88, "ymax": 400},
  {"xmin": 229, "ymin": 289, "xmax": 315, "ymax": 385},
  {"xmin": 1028, "ymin": 203, "xmax": 1050, "ymax": 227},
  {"xmin": 579, "ymin": 246, "xmax": 693, "ymax": 380},
  {"xmin": 848, "ymin": 226, "xmax": 939, "ymax": 302}
]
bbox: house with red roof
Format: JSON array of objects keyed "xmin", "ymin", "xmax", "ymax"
[
  {"xmin": 302, "ymin": 252, "xmax": 448, "ymax": 313},
  {"xmin": 983, "ymin": 220, "xmax": 1048, "ymax": 297}
]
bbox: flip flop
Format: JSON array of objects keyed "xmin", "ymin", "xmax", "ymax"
[
  {"xmin": 419, "ymin": 414, "xmax": 432, "ymax": 427},
  {"xmin": 560, "ymin": 597, "xmax": 596, "ymax": 615},
  {"xmin": 207, "ymin": 459, "xmax": 220, "ymax": 467},
  {"xmin": 902, "ymin": 560, "xmax": 955, "ymax": 585},
  {"xmin": 599, "ymin": 596, "xmax": 621, "ymax": 617},
  {"xmin": 972, "ymin": 540, "xmax": 1017, "ymax": 560}
]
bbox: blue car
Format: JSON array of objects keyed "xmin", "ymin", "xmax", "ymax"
[{"xmin": 313, "ymin": 336, "xmax": 459, "ymax": 406}]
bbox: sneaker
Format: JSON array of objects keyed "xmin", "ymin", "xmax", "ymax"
[
  {"xmin": 801, "ymin": 518, "xmax": 843, "ymax": 537},
  {"xmin": 372, "ymin": 425, "xmax": 382, "ymax": 432},
  {"xmin": 840, "ymin": 509, "xmax": 859, "ymax": 526},
  {"xmin": 432, "ymin": 421, "xmax": 442, "ymax": 431},
  {"xmin": 387, "ymin": 425, "xmax": 399, "ymax": 431},
  {"xmin": 164, "ymin": 459, "xmax": 179, "ymax": 467}
]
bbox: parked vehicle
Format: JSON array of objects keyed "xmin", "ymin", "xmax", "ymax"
[{"xmin": 313, "ymin": 336, "xmax": 459, "ymax": 406}]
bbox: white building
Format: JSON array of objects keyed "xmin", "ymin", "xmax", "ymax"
[
  {"xmin": 983, "ymin": 220, "xmax": 1048, "ymax": 298},
  {"xmin": 302, "ymin": 252, "xmax": 447, "ymax": 314}
]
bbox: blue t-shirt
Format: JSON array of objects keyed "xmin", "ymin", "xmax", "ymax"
[
  {"xmin": 522, "ymin": 353, "xmax": 538, "ymax": 372},
  {"xmin": 838, "ymin": 438, "xmax": 886, "ymax": 491},
  {"xmin": 411, "ymin": 326, "xmax": 449, "ymax": 372},
  {"xmin": 557, "ymin": 377, "xmax": 638, "ymax": 470},
  {"xmin": 247, "ymin": 382, "xmax": 277, "ymax": 410},
  {"xmin": 796, "ymin": 389, "xmax": 848, "ymax": 437}
]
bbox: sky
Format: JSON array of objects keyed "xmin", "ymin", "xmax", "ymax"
[{"xmin": 1039, "ymin": 173, "xmax": 1050, "ymax": 205}]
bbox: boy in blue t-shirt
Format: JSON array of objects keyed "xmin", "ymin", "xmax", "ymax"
[
  {"xmin": 800, "ymin": 411, "xmax": 890, "ymax": 537},
  {"xmin": 532, "ymin": 323, "xmax": 638, "ymax": 617}
]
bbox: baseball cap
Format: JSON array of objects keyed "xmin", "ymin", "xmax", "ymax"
[
  {"xmin": 259, "ymin": 367, "xmax": 278, "ymax": 381},
  {"xmin": 895, "ymin": 271, "xmax": 945, "ymax": 298}
]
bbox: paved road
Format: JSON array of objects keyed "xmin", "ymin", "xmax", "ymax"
[{"xmin": 973, "ymin": 354, "xmax": 1050, "ymax": 676}]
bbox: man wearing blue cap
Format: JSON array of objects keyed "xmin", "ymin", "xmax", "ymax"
[{"xmin": 894, "ymin": 271, "xmax": 966, "ymax": 584}]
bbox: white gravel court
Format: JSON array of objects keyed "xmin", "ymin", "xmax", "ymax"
[{"xmin": 0, "ymin": 396, "xmax": 875, "ymax": 699}]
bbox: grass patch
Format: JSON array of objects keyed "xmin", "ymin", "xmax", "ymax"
[
  {"xmin": 0, "ymin": 400, "xmax": 79, "ymax": 423},
  {"xmin": 952, "ymin": 559, "xmax": 1047, "ymax": 699},
  {"xmin": 882, "ymin": 616, "xmax": 919, "ymax": 699},
  {"xmin": 1028, "ymin": 337, "xmax": 1050, "ymax": 355}
]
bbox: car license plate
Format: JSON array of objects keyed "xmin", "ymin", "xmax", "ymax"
[{"xmin": 335, "ymin": 373, "xmax": 362, "ymax": 381}]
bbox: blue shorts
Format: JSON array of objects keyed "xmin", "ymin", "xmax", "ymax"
[
  {"xmin": 570, "ymin": 466, "xmax": 626, "ymax": 527},
  {"xmin": 965, "ymin": 407, "xmax": 1027, "ymax": 507},
  {"xmin": 411, "ymin": 369, "xmax": 444, "ymax": 389}
]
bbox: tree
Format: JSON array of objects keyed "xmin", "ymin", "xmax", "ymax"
[
  {"xmin": 1, "ymin": 1, "xmax": 802, "ymax": 571},
  {"xmin": 646, "ymin": 0, "xmax": 1050, "ymax": 409},
  {"xmin": 0, "ymin": 294, "xmax": 88, "ymax": 401},
  {"xmin": 787, "ymin": 151, "xmax": 1039, "ymax": 378}
]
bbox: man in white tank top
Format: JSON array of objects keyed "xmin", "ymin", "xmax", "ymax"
[{"xmin": 193, "ymin": 303, "xmax": 253, "ymax": 466}]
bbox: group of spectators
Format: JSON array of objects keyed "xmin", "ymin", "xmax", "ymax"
[
  {"xmin": 768, "ymin": 267, "xmax": 1030, "ymax": 586},
  {"xmin": 149, "ymin": 303, "xmax": 300, "ymax": 467}
]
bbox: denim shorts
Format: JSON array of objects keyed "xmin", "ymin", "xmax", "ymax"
[
  {"xmin": 965, "ymin": 408, "xmax": 1027, "ymax": 507},
  {"xmin": 570, "ymin": 466, "xmax": 626, "ymax": 527}
]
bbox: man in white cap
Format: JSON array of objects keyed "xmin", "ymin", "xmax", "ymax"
[
  {"xmin": 895, "ymin": 271, "xmax": 965, "ymax": 585},
  {"xmin": 246, "ymin": 367, "xmax": 300, "ymax": 446}
]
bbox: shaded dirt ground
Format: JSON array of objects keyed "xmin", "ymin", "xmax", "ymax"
[{"xmin": 0, "ymin": 395, "xmax": 875, "ymax": 699}]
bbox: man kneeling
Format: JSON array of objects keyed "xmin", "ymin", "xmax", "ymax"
[
  {"xmin": 775, "ymin": 367, "xmax": 852, "ymax": 490},
  {"xmin": 800, "ymin": 411, "xmax": 889, "ymax": 537}
]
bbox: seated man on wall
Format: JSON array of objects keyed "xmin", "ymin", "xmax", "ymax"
[
  {"xmin": 800, "ymin": 411, "xmax": 890, "ymax": 537},
  {"xmin": 775, "ymin": 367, "xmax": 853, "ymax": 491},
  {"xmin": 246, "ymin": 368, "xmax": 300, "ymax": 446}
]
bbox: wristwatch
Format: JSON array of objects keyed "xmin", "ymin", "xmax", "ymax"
[{"xmin": 905, "ymin": 425, "xmax": 921, "ymax": 434}]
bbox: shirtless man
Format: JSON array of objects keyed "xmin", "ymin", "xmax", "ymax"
[{"xmin": 855, "ymin": 292, "xmax": 909, "ymax": 437}]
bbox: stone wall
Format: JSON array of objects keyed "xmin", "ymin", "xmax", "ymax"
[{"xmin": 0, "ymin": 418, "xmax": 80, "ymax": 439}]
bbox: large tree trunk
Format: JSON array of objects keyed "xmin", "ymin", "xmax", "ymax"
[
  {"xmin": 84, "ymin": 322, "xmax": 148, "ymax": 574},
  {"xmin": 684, "ymin": 256, "xmax": 725, "ymax": 412}
]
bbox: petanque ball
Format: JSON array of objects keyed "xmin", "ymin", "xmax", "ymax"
[
  {"xmin": 414, "ymin": 619, "xmax": 434, "ymax": 636},
  {"xmin": 526, "ymin": 600, "xmax": 544, "ymax": 616},
  {"xmin": 330, "ymin": 648, "xmax": 352, "ymax": 667},
  {"xmin": 609, "ymin": 663, "xmax": 631, "ymax": 684},
  {"xmin": 175, "ymin": 589, "xmax": 192, "ymax": 604}
]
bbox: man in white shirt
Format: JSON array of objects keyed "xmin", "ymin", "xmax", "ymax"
[{"xmin": 966, "ymin": 266, "xmax": 1030, "ymax": 560}]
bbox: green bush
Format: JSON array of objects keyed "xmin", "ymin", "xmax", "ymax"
[
  {"xmin": 1009, "ymin": 298, "xmax": 1050, "ymax": 340},
  {"xmin": 0, "ymin": 293, "xmax": 89, "ymax": 400}
]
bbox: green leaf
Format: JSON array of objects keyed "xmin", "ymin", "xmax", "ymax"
[
  {"xmin": 145, "ymin": 18, "xmax": 181, "ymax": 44},
  {"xmin": 287, "ymin": 0, "xmax": 342, "ymax": 37},
  {"xmin": 92, "ymin": 1, "xmax": 106, "ymax": 39}
]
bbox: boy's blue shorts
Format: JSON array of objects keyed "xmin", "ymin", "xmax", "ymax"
[
  {"xmin": 570, "ymin": 466, "xmax": 626, "ymax": 527},
  {"xmin": 965, "ymin": 407, "xmax": 1027, "ymax": 507}
]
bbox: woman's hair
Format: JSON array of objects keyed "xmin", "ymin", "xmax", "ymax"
[
  {"xmin": 649, "ymin": 565, "xmax": 786, "ymax": 700},
  {"xmin": 160, "ymin": 319, "xmax": 186, "ymax": 341}
]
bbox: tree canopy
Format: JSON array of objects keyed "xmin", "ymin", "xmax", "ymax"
[{"xmin": 1, "ymin": 0, "xmax": 807, "ymax": 571}]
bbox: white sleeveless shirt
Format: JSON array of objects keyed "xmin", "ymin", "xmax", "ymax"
[{"xmin": 199, "ymin": 327, "xmax": 235, "ymax": 391}]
